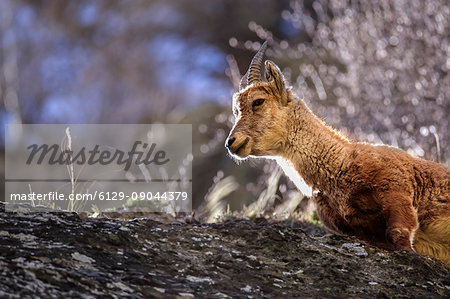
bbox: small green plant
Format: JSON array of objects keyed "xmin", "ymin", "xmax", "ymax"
[{"xmin": 306, "ymin": 211, "xmax": 322, "ymax": 226}]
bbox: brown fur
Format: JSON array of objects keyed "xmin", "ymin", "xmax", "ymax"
[{"xmin": 226, "ymin": 61, "xmax": 450, "ymax": 266}]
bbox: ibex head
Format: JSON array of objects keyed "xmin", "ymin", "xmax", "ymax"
[{"xmin": 226, "ymin": 41, "xmax": 292, "ymax": 159}]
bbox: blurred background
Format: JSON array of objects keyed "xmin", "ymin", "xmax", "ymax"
[{"xmin": 1, "ymin": 0, "xmax": 449, "ymax": 220}]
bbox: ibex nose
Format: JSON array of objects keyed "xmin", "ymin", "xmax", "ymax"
[{"xmin": 226, "ymin": 136, "xmax": 236, "ymax": 148}]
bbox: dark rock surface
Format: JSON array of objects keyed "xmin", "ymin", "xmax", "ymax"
[{"xmin": 0, "ymin": 203, "xmax": 448, "ymax": 298}]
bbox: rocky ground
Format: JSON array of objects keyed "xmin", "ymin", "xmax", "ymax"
[{"xmin": 0, "ymin": 203, "xmax": 448, "ymax": 298}]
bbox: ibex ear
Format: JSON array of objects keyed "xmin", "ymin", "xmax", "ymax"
[{"xmin": 265, "ymin": 60, "xmax": 289, "ymax": 106}]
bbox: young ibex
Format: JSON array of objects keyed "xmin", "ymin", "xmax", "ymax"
[{"xmin": 226, "ymin": 42, "xmax": 450, "ymax": 266}]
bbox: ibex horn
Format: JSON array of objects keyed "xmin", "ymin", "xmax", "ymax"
[
  {"xmin": 239, "ymin": 72, "xmax": 248, "ymax": 91},
  {"xmin": 239, "ymin": 41, "xmax": 268, "ymax": 90}
]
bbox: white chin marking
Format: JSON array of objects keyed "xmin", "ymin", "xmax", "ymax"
[
  {"xmin": 230, "ymin": 152, "xmax": 248, "ymax": 161},
  {"xmin": 275, "ymin": 157, "xmax": 313, "ymax": 197}
]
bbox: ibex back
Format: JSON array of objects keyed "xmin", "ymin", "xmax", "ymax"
[{"xmin": 226, "ymin": 42, "xmax": 450, "ymax": 266}]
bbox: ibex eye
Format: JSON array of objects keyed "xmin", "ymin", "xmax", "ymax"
[{"xmin": 252, "ymin": 99, "xmax": 265, "ymax": 108}]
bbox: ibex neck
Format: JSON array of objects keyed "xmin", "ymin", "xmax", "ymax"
[{"xmin": 282, "ymin": 101, "xmax": 350, "ymax": 193}]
